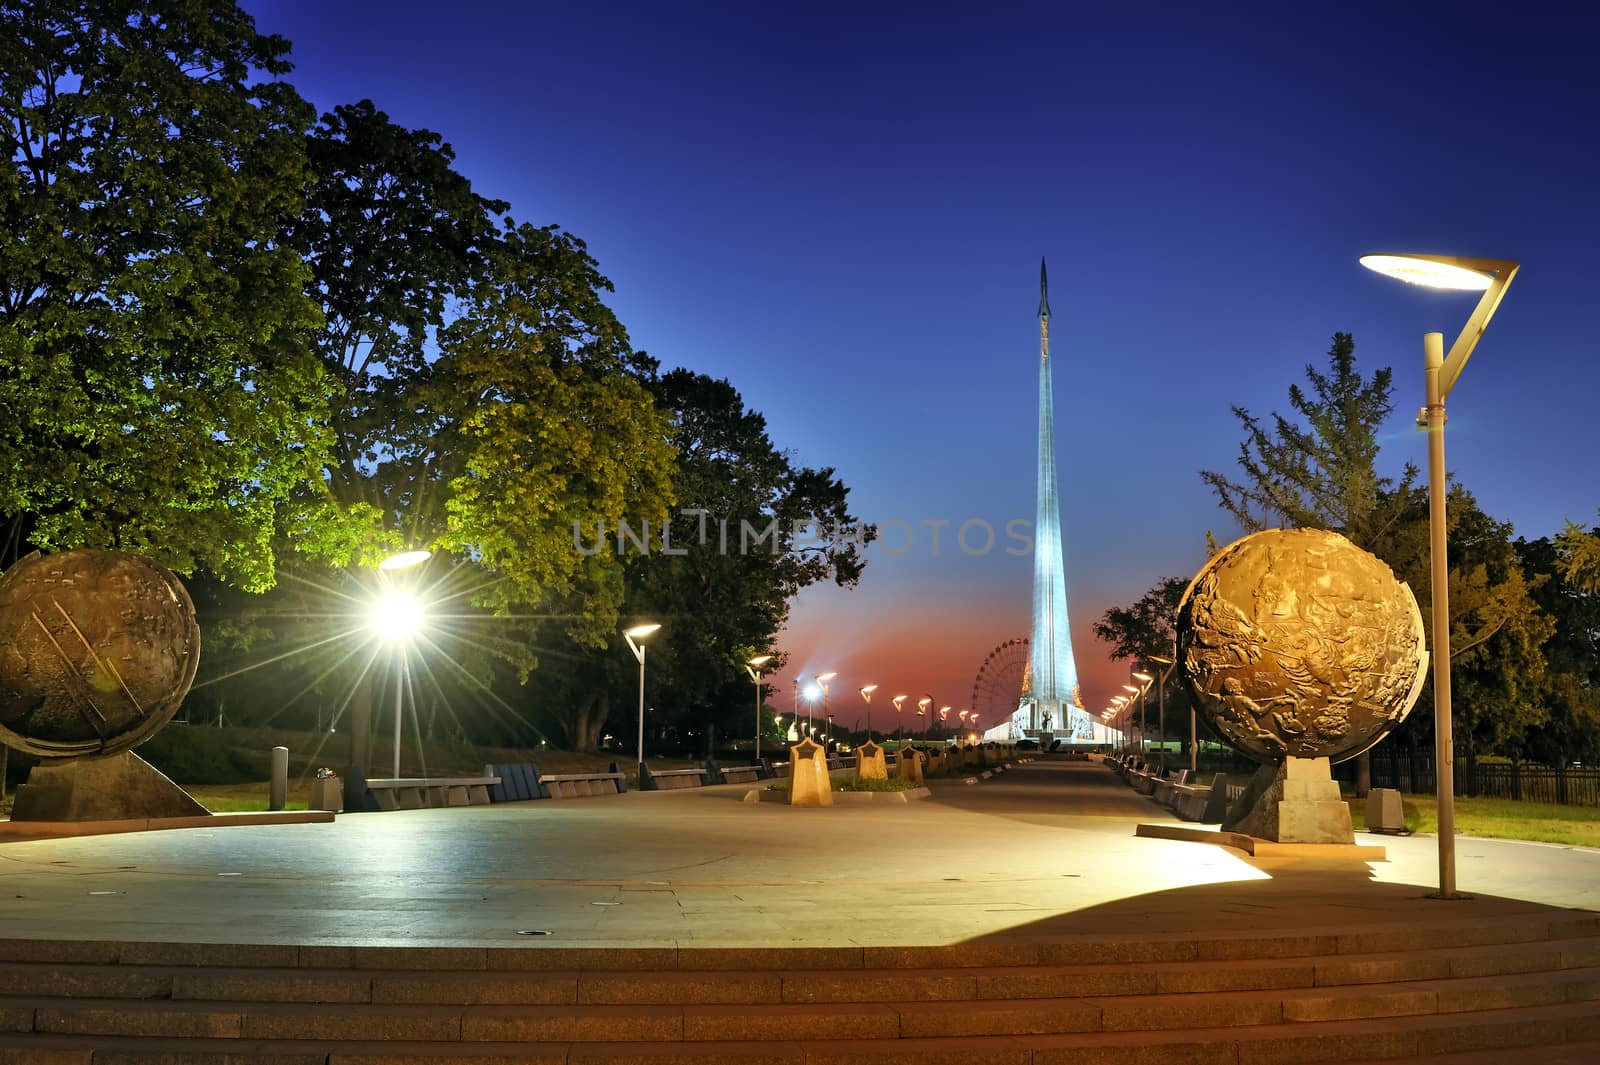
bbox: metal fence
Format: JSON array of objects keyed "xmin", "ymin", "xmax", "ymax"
[{"xmin": 1362, "ymin": 754, "xmax": 1600, "ymax": 807}]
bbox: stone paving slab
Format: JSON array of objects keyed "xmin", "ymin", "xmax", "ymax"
[{"xmin": 0, "ymin": 760, "xmax": 1592, "ymax": 951}]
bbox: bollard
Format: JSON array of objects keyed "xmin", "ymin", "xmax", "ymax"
[{"xmin": 269, "ymin": 746, "xmax": 288, "ymax": 811}]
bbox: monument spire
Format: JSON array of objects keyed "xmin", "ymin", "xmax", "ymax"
[{"xmin": 996, "ymin": 257, "xmax": 1089, "ymax": 743}]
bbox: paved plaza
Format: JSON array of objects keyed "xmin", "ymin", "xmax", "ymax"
[{"xmin": 0, "ymin": 759, "xmax": 1595, "ymax": 950}]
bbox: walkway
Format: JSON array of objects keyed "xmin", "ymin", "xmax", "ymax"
[{"xmin": 0, "ymin": 759, "xmax": 1593, "ymax": 949}]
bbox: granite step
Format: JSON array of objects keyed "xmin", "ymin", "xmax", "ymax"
[
  {"xmin": 0, "ymin": 965, "xmax": 1593, "ymax": 1045},
  {"xmin": 0, "ymin": 936, "xmax": 1594, "ymax": 1009},
  {"xmin": 0, "ymin": 999, "xmax": 1594, "ymax": 1064}
]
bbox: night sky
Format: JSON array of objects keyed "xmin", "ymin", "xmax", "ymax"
[{"xmin": 248, "ymin": 3, "xmax": 1600, "ymax": 726}]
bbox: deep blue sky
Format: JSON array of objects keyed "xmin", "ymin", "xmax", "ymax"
[{"xmin": 248, "ymin": 3, "xmax": 1600, "ymax": 723}]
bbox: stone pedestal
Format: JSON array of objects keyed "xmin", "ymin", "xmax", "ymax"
[
  {"xmin": 1225, "ymin": 756, "xmax": 1353, "ymax": 844},
  {"xmin": 854, "ymin": 740, "xmax": 887, "ymax": 781},
  {"xmin": 788, "ymin": 739, "xmax": 833, "ymax": 807},
  {"xmin": 1366, "ymin": 787, "xmax": 1407, "ymax": 834},
  {"xmin": 10, "ymin": 752, "xmax": 208, "ymax": 822},
  {"xmin": 309, "ymin": 776, "xmax": 343, "ymax": 812},
  {"xmin": 897, "ymin": 746, "xmax": 924, "ymax": 785}
]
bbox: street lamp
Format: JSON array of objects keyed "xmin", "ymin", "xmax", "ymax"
[
  {"xmin": 937, "ymin": 706, "xmax": 951, "ymax": 740},
  {"xmin": 815, "ymin": 672, "xmax": 836, "ymax": 736},
  {"xmin": 1133, "ymin": 671, "xmax": 1155, "ymax": 761},
  {"xmin": 1122, "ymin": 684, "xmax": 1143, "ymax": 751},
  {"xmin": 802, "ymin": 682, "xmax": 821, "ymax": 730},
  {"xmin": 370, "ymin": 549, "xmax": 430, "ymax": 779},
  {"xmin": 1146, "ymin": 654, "xmax": 1180, "ymax": 770},
  {"xmin": 1361, "ymin": 251, "xmax": 1519, "ymax": 901},
  {"xmin": 624, "ymin": 623, "xmax": 661, "ymax": 782},
  {"xmin": 892, "ymin": 694, "xmax": 908, "ymax": 742},
  {"xmin": 746, "ymin": 654, "xmax": 773, "ymax": 760},
  {"xmin": 859, "ymin": 684, "xmax": 878, "ymax": 740},
  {"xmin": 916, "ymin": 696, "xmax": 932, "ymax": 742}
]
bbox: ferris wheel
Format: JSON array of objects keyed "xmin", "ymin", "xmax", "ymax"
[{"xmin": 970, "ymin": 637, "xmax": 1030, "ymax": 727}]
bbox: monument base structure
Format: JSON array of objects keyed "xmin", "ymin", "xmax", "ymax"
[
  {"xmin": 11, "ymin": 751, "xmax": 208, "ymax": 822},
  {"xmin": 986, "ymin": 699, "xmax": 1095, "ymax": 743},
  {"xmin": 1223, "ymin": 756, "xmax": 1355, "ymax": 844}
]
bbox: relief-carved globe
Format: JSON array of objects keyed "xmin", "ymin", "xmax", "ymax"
[
  {"xmin": 0, "ymin": 549, "xmax": 199, "ymax": 760},
  {"xmin": 1175, "ymin": 528, "xmax": 1428, "ymax": 765}
]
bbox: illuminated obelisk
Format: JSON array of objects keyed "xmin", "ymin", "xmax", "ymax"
[{"xmin": 996, "ymin": 259, "xmax": 1092, "ymax": 742}]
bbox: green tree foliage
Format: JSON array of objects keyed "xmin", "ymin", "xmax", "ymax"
[
  {"xmin": 1093, "ymin": 575, "xmax": 1196, "ymax": 748},
  {"xmin": 538, "ymin": 371, "xmax": 873, "ymax": 753},
  {"xmin": 1201, "ymin": 333, "xmax": 1416, "ymax": 556},
  {"xmin": 1093, "ymin": 576, "xmax": 1187, "ymax": 664},
  {"xmin": 196, "ymin": 101, "xmax": 677, "ymax": 762},
  {"xmin": 287, "ymin": 99, "xmax": 508, "ymax": 560},
  {"xmin": 1557, "ymin": 513, "xmax": 1600, "ymax": 595},
  {"xmin": 1516, "ymin": 534, "xmax": 1600, "ymax": 765},
  {"xmin": 0, "ymin": 0, "xmax": 330, "ymax": 588},
  {"xmin": 432, "ymin": 222, "xmax": 677, "ymax": 636}
]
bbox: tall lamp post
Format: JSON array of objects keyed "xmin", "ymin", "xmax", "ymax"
[
  {"xmin": 624, "ymin": 623, "xmax": 661, "ymax": 782},
  {"xmin": 746, "ymin": 654, "xmax": 773, "ymax": 759},
  {"xmin": 859, "ymin": 685, "xmax": 878, "ymax": 741},
  {"xmin": 371, "ymin": 549, "xmax": 431, "ymax": 779},
  {"xmin": 917, "ymin": 696, "xmax": 933, "ymax": 742},
  {"xmin": 815, "ymin": 672, "xmax": 836, "ymax": 738},
  {"xmin": 1361, "ymin": 252, "xmax": 1519, "ymax": 901},
  {"xmin": 1145, "ymin": 654, "xmax": 1181, "ymax": 771},
  {"xmin": 892, "ymin": 694, "xmax": 908, "ymax": 742},
  {"xmin": 1122, "ymin": 684, "xmax": 1143, "ymax": 752}
]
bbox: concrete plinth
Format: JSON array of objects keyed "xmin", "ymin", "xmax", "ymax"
[
  {"xmin": 10, "ymin": 751, "xmax": 208, "ymax": 822},
  {"xmin": 854, "ymin": 740, "xmax": 888, "ymax": 781},
  {"xmin": 788, "ymin": 738, "xmax": 833, "ymax": 806},
  {"xmin": 1225, "ymin": 756, "xmax": 1354, "ymax": 844},
  {"xmin": 896, "ymin": 746, "xmax": 924, "ymax": 785},
  {"xmin": 1366, "ymin": 786, "xmax": 1408, "ymax": 834}
]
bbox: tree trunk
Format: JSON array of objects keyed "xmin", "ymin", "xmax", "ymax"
[{"xmin": 570, "ymin": 690, "xmax": 609, "ymax": 754}]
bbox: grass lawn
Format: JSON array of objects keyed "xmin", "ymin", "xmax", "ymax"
[{"xmin": 1348, "ymin": 794, "xmax": 1600, "ymax": 848}]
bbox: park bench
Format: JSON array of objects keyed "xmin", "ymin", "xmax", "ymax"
[
  {"xmin": 1126, "ymin": 762, "xmax": 1159, "ymax": 794},
  {"xmin": 1171, "ymin": 772, "xmax": 1233, "ymax": 822},
  {"xmin": 718, "ymin": 764, "xmax": 765, "ymax": 785},
  {"xmin": 361, "ymin": 775, "xmax": 499, "ymax": 811},
  {"xmin": 641, "ymin": 765, "xmax": 707, "ymax": 791},
  {"xmin": 538, "ymin": 771, "xmax": 626, "ymax": 798},
  {"xmin": 483, "ymin": 762, "xmax": 629, "ymax": 801},
  {"xmin": 1151, "ymin": 769, "xmax": 1188, "ymax": 805}
]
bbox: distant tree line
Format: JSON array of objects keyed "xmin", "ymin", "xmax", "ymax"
[
  {"xmin": 0, "ymin": 0, "xmax": 871, "ymax": 761},
  {"xmin": 1096, "ymin": 334, "xmax": 1599, "ymax": 770}
]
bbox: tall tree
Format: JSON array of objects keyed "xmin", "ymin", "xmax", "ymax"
[
  {"xmin": 0, "ymin": 0, "xmax": 331, "ymax": 588},
  {"xmin": 286, "ymin": 99, "xmax": 509, "ymax": 560},
  {"xmin": 1093, "ymin": 576, "xmax": 1188, "ymax": 664},
  {"xmin": 536, "ymin": 371, "xmax": 873, "ymax": 753},
  {"xmin": 1094, "ymin": 575, "xmax": 1198, "ymax": 751},
  {"xmin": 1516, "ymin": 534, "xmax": 1600, "ymax": 766},
  {"xmin": 177, "ymin": 98, "xmax": 676, "ymax": 763},
  {"xmin": 1201, "ymin": 332, "xmax": 1417, "ymax": 555}
]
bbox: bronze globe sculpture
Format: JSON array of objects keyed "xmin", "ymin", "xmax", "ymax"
[
  {"xmin": 1176, "ymin": 528, "xmax": 1428, "ymax": 766},
  {"xmin": 0, "ymin": 548, "xmax": 199, "ymax": 760}
]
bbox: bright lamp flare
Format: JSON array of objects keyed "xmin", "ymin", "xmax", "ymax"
[
  {"xmin": 804, "ymin": 684, "xmax": 822, "ymax": 701},
  {"xmin": 1359, "ymin": 255, "xmax": 1493, "ymax": 292},
  {"xmin": 378, "ymin": 549, "xmax": 432, "ymax": 571},
  {"xmin": 369, "ymin": 591, "xmax": 423, "ymax": 642}
]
